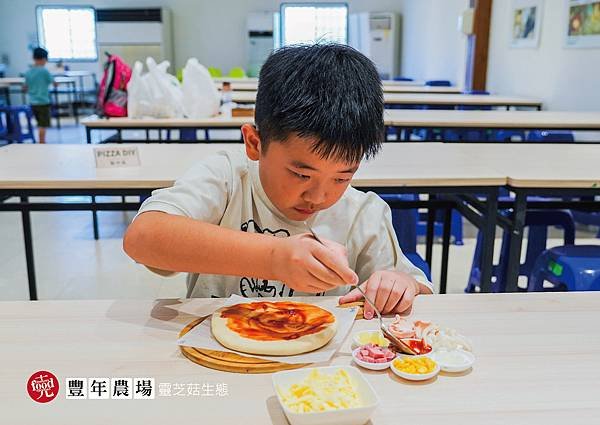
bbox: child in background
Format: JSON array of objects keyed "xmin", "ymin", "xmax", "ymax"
[{"xmin": 23, "ymin": 47, "xmax": 55, "ymax": 143}]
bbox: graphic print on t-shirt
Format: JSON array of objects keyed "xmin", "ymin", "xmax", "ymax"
[{"xmin": 239, "ymin": 219, "xmax": 295, "ymax": 298}]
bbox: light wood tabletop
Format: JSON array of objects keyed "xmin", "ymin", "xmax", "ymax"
[
  {"xmin": 0, "ymin": 76, "xmax": 76, "ymax": 85},
  {"xmin": 230, "ymin": 91, "xmax": 542, "ymax": 108},
  {"xmin": 385, "ymin": 109, "xmax": 600, "ymax": 129},
  {"xmin": 2, "ymin": 292, "xmax": 599, "ymax": 424},
  {"xmin": 0, "ymin": 143, "xmax": 507, "ymax": 190},
  {"xmin": 453, "ymin": 144, "xmax": 600, "ymax": 189},
  {"xmin": 81, "ymin": 116, "xmax": 255, "ymax": 128},
  {"xmin": 216, "ymin": 80, "xmax": 461, "ymax": 93},
  {"xmin": 82, "ymin": 109, "xmax": 600, "ymax": 131}
]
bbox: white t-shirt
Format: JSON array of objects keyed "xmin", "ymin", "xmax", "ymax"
[{"xmin": 137, "ymin": 148, "xmax": 432, "ymax": 298}]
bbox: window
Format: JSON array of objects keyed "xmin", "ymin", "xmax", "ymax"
[
  {"xmin": 280, "ymin": 3, "xmax": 348, "ymax": 46},
  {"xmin": 36, "ymin": 6, "xmax": 98, "ymax": 61}
]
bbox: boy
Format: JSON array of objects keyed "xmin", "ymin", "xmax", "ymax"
[
  {"xmin": 124, "ymin": 44, "xmax": 432, "ymax": 319},
  {"xmin": 23, "ymin": 47, "xmax": 54, "ymax": 143}
]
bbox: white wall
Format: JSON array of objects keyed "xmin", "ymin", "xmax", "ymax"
[
  {"xmin": 0, "ymin": 0, "xmax": 467, "ymax": 85},
  {"xmin": 488, "ymin": 0, "xmax": 600, "ymax": 111}
]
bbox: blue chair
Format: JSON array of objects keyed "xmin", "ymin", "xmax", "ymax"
[
  {"xmin": 527, "ymin": 130, "xmax": 575, "ymax": 142},
  {"xmin": 528, "ymin": 245, "xmax": 600, "ymax": 291},
  {"xmin": 416, "ymin": 210, "xmax": 463, "ymax": 245},
  {"xmin": 3, "ymin": 105, "xmax": 36, "ymax": 143},
  {"xmin": 467, "ymin": 210, "xmax": 575, "ymax": 293},
  {"xmin": 0, "ymin": 108, "xmax": 8, "ymax": 141},
  {"xmin": 393, "ymin": 77, "xmax": 414, "ymax": 82},
  {"xmin": 571, "ymin": 210, "xmax": 600, "ymax": 238},
  {"xmin": 491, "ymin": 129, "xmax": 526, "ymax": 142},
  {"xmin": 380, "ymin": 194, "xmax": 432, "ymax": 281},
  {"xmin": 425, "ymin": 80, "xmax": 452, "ymax": 87}
]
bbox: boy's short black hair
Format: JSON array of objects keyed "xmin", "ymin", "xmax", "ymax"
[
  {"xmin": 255, "ymin": 43, "xmax": 384, "ymax": 164},
  {"xmin": 33, "ymin": 47, "xmax": 48, "ymax": 60}
]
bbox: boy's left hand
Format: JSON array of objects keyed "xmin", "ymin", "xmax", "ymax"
[{"xmin": 338, "ymin": 270, "xmax": 423, "ymax": 319}]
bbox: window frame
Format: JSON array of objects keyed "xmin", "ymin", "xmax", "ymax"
[
  {"xmin": 279, "ymin": 2, "xmax": 349, "ymax": 46},
  {"xmin": 35, "ymin": 4, "xmax": 99, "ymax": 62}
]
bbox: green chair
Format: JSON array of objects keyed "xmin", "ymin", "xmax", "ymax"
[
  {"xmin": 228, "ymin": 67, "xmax": 246, "ymax": 78},
  {"xmin": 208, "ymin": 67, "xmax": 223, "ymax": 78},
  {"xmin": 176, "ymin": 69, "xmax": 183, "ymax": 82}
]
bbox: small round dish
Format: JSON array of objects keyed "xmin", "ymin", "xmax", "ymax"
[
  {"xmin": 391, "ymin": 356, "xmax": 440, "ymax": 381},
  {"xmin": 351, "ymin": 330, "xmax": 390, "ymax": 350},
  {"xmin": 429, "ymin": 349, "xmax": 475, "ymax": 373},
  {"xmin": 352, "ymin": 347, "xmax": 395, "ymax": 371}
]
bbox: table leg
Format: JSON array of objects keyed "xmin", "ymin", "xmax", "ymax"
[
  {"xmin": 440, "ymin": 207, "xmax": 452, "ymax": 294},
  {"xmin": 425, "ymin": 198, "xmax": 435, "ymax": 268},
  {"xmin": 86, "ymin": 127, "xmax": 91, "ymax": 144},
  {"xmin": 20, "ymin": 196, "xmax": 38, "ymax": 300},
  {"xmin": 504, "ymin": 190, "xmax": 527, "ymax": 292},
  {"xmin": 92, "ymin": 196, "xmax": 99, "ymax": 240},
  {"xmin": 479, "ymin": 187, "xmax": 499, "ymax": 292}
]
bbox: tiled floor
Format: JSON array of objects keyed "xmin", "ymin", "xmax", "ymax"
[{"xmin": 1, "ymin": 119, "xmax": 598, "ymax": 301}]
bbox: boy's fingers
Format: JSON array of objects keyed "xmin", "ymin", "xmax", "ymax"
[
  {"xmin": 338, "ymin": 283, "xmax": 365, "ymax": 305},
  {"xmin": 313, "ymin": 244, "xmax": 358, "ymax": 285},
  {"xmin": 393, "ymin": 291, "xmax": 415, "ymax": 314},
  {"xmin": 306, "ymin": 257, "xmax": 348, "ymax": 287},
  {"xmin": 383, "ymin": 282, "xmax": 406, "ymax": 314},
  {"xmin": 374, "ymin": 278, "xmax": 395, "ymax": 313},
  {"xmin": 362, "ymin": 274, "xmax": 381, "ymax": 320}
]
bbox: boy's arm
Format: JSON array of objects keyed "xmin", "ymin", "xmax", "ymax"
[{"xmin": 124, "ymin": 211, "xmax": 357, "ymax": 293}]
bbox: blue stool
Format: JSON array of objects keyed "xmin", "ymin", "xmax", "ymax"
[
  {"xmin": 4, "ymin": 105, "xmax": 36, "ymax": 143},
  {"xmin": 380, "ymin": 194, "xmax": 432, "ymax": 281},
  {"xmin": 425, "ymin": 80, "xmax": 452, "ymax": 87},
  {"xmin": 467, "ymin": 210, "xmax": 575, "ymax": 293},
  {"xmin": 527, "ymin": 130, "xmax": 574, "ymax": 142},
  {"xmin": 528, "ymin": 245, "xmax": 600, "ymax": 291}
]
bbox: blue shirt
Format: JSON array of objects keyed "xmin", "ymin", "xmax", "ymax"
[{"xmin": 24, "ymin": 66, "xmax": 53, "ymax": 105}]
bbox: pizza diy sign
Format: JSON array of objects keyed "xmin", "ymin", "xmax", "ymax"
[{"xmin": 94, "ymin": 147, "xmax": 141, "ymax": 168}]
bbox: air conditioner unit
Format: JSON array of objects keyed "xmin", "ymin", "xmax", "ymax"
[
  {"xmin": 349, "ymin": 12, "xmax": 400, "ymax": 80},
  {"xmin": 247, "ymin": 12, "xmax": 275, "ymax": 78},
  {"xmin": 96, "ymin": 8, "xmax": 174, "ymax": 72}
]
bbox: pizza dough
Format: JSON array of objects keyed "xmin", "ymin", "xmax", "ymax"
[{"xmin": 211, "ymin": 301, "xmax": 338, "ymax": 356}]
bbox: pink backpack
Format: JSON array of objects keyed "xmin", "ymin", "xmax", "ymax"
[{"xmin": 97, "ymin": 54, "xmax": 132, "ymax": 117}]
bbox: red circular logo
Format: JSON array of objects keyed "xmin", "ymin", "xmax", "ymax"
[{"xmin": 27, "ymin": 371, "xmax": 59, "ymax": 403}]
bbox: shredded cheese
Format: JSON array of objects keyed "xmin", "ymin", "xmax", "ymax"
[{"xmin": 277, "ymin": 369, "xmax": 362, "ymax": 413}]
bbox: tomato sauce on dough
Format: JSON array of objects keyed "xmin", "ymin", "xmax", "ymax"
[{"xmin": 219, "ymin": 301, "xmax": 335, "ymax": 341}]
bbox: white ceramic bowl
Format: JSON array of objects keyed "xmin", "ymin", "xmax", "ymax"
[
  {"xmin": 390, "ymin": 355, "xmax": 440, "ymax": 381},
  {"xmin": 429, "ymin": 349, "xmax": 475, "ymax": 373},
  {"xmin": 272, "ymin": 365, "xmax": 379, "ymax": 425},
  {"xmin": 351, "ymin": 330, "xmax": 390, "ymax": 350},
  {"xmin": 352, "ymin": 347, "xmax": 395, "ymax": 371}
]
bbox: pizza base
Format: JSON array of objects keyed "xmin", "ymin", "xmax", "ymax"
[{"xmin": 211, "ymin": 304, "xmax": 337, "ymax": 356}]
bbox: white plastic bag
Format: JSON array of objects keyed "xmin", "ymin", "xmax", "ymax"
[
  {"xmin": 145, "ymin": 57, "xmax": 184, "ymax": 118},
  {"xmin": 127, "ymin": 58, "xmax": 184, "ymax": 118},
  {"xmin": 126, "ymin": 61, "xmax": 153, "ymax": 119},
  {"xmin": 181, "ymin": 58, "xmax": 220, "ymax": 118}
]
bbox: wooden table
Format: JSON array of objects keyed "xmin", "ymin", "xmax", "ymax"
[
  {"xmin": 452, "ymin": 144, "xmax": 600, "ymax": 291},
  {"xmin": 216, "ymin": 80, "xmax": 461, "ymax": 93},
  {"xmin": 231, "ymin": 91, "xmax": 542, "ymax": 109},
  {"xmin": 82, "ymin": 109, "xmax": 598, "ymax": 145},
  {"xmin": 0, "ymin": 143, "xmax": 505, "ymax": 300},
  {"xmin": 385, "ymin": 109, "xmax": 600, "ymax": 130},
  {"xmin": 2, "ymin": 293, "xmax": 599, "ymax": 424},
  {"xmin": 82, "ymin": 116, "xmax": 255, "ymax": 143},
  {"xmin": 0, "ymin": 76, "xmax": 78, "ymax": 126}
]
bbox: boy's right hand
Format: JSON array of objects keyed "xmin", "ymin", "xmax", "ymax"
[{"xmin": 272, "ymin": 234, "xmax": 358, "ymax": 293}]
